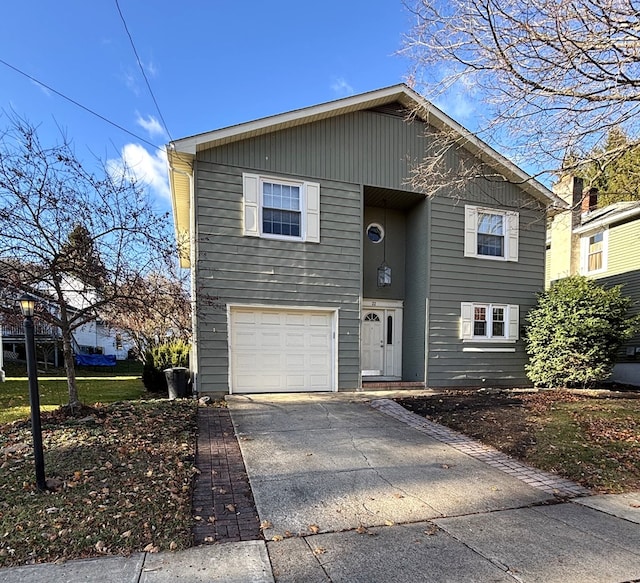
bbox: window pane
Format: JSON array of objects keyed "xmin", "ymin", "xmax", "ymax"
[
  {"xmin": 263, "ymin": 209, "xmax": 300, "ymax": 237},
  {"xmin": 492, "ymin": 307, "xmax": 505, "ymax": 337},
  {"xmin": 477, "ymin": 213, "xmax": 505, "ymax": 257},
  {"xmin": 473, "ymin": 307, "xmax": 487, "ymax": 336},
  {"xmin": 478, "ymin": 213, "xmax": 503, "ymax": 236},
  {"xmin": 587, "ymin": 232, "xmax": 603, "ymax": 271},
  {"xmin": 478, "ymin": 234, "xmax": 504, "ymax": 256}
]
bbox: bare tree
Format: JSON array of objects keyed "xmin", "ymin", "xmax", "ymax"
[
  {"xmin": 0, "ymin": 115, "xmax": 175, "ymax": 407},
  {"xmin": 103, "ymin": 271, "xmax": 191, "ymax": 362},
  {"xmin": 402, "ymin": 0, "xmax": 640, "ymax": 182}
]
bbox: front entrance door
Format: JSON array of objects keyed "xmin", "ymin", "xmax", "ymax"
[
  {"xmin": 361, "ymin": 300, "xmax": 404, "ymax": 378},
  {"xmin": 361, "ymin": 311, "xmax": 384, "ymax": 374}
]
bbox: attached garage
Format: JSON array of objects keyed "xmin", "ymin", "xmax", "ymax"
[{"xmin": 229, "ymin": 306, "xmax": 337, "ymax": 393}]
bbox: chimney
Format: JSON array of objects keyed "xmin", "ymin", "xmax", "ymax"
[{"xmin": 581, "ymin": 187, "xmax": 598, "ymax": 214}]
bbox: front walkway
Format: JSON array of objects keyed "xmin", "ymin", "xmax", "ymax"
[{"xmin": 191, "ymin": 406, "xmax": 261, "ymax": 544}]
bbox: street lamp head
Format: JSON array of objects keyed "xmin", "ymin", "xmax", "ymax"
[{"xmin": 19, "ymin": 295, "xmax": 36, "ymax": 318}]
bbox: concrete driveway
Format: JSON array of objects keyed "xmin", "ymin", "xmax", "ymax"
[{"xmin": 227, "ymin": 393, "xmax": 640, "ymax": 583}]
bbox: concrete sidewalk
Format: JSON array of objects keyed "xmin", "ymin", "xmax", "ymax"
[
  {"xmin": 228, "ymin": 393, "xmax": 640, "ymax": 583},
  {"xmin": 0, "ymin": 540, "xmax": 274, "ymax": 583},
  {"xmin": 1, "ymin": 392, "xmax": 639, "ymax": 582}
]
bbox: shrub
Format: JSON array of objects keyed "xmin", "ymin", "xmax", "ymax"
[
  {"xmin": 525, "ymin": 276, "xmax": 640, "ymax": 388},
  {"xmin": 142, "ymin": 340, "xmax": 190, "ymax": 393}
]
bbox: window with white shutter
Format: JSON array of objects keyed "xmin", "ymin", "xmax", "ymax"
[
  {"xmin": 464, "ymin": 206, "xmax": 518, "ymax": 261},
  {"xmin": 460, "ymin": 302, "xmax": 519, "ymax": 342},
  {"xmin": 242, "ymin": 173, "xmax": 320, "ymax": 243}
]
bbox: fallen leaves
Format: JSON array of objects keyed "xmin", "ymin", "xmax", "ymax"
[
  {"xmin": 0, "ymin": 399, "xmax": 198, "ymax": 568},
  {"xmin": 397, "ymin": 390, "xmax": 640, "ymax": 493}
]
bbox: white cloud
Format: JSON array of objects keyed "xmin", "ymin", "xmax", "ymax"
[
  {"xmin": 136, "ymin": 113, "xmax": 167, "ymax": 139},
  {"xmin": 107, "ymin": 143, "xmax": 169, "ymax": 203},
  {"xmin": 31, "ymin": 80, "xmax": 52, "ymax": 97},
  {"xmin": 331, "ymin": 78, "xmax": 354, "ymax": 97},
  {"xmin": 144, "ymin": 60, "xmax": 158, "ymax": 77}
]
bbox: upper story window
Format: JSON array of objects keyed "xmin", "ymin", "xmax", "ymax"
[
  {"xmin": 464, "ymin": 206, "xmax": 519, "ymax": 262},
  {"xmin": 580, "ymin": 229, "xmax": 608, "ymax": 274},
  {"xmin": 262, "ymin": 181, "xmax": 301, "ymax": 237},
  {"xmin": 242, "ymin": 173, "xmax": 320, "ymax": 243},
  {"xmin": 461, "ymin": 302, "xmax": 518, "ymax": 342}
]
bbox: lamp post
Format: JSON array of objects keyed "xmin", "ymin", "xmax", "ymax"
[{"xmin": 19, "ymin": 294, "xmax": 46, "ymax": 491}]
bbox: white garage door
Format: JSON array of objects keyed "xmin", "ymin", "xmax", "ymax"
[{"xmin": 229, "ymin": 307, "xmax": 335, "ymax": 393}]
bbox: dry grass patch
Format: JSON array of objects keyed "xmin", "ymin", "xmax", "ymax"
[
  {"xmin": 0, "ymin": 399, "xmax": 197, "ymax": 567},
  {"xmin": 397, "ymin": 389, "xmax": 640, "ymax": 494}
]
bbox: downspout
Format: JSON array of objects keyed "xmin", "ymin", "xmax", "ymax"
[{"xmin": 169, "ymin": 162, "xmax": 198, "ymax": 397}]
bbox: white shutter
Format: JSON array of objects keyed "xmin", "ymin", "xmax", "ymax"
[
  {"xmin": 506, "ymin": 211, "xmax": 519, "ymax": 262},
  {"xmin": 460, "ymin": 302, "xmax": 474, "ymax": 339},
  {"xmin": 464, "ymin": 206, "xmax": 478, "ymax": 257},
  {"xmin": 242, "ymin": 173, "xmax": 260, "ymax": 237},
  {"xmin": 305, "ymin": 181, "xmax": 320, "ymax": 243},
  {"xmin": 508, "ymin": 304, "xmax": 519, "ymax": 339}
]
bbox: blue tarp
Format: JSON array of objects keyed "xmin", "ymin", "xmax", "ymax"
[{"xmin": 75, "ymin": 354, "xmax": 117, "ymax": 367}]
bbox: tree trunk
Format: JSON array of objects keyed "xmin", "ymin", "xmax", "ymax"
[{"xmin": 61, "ymin": 329, "xmax": 80, "ymax": 407}]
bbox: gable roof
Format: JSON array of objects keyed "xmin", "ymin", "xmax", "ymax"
[{"xmin": 168, "ymin": 84, "xmax": 566, "ymax": 266}]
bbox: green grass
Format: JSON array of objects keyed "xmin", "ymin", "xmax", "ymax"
[
  {"xmin": 3, "ymin": 359, "xmax": 143, "ymax": 378},
  {"xmin": 0, "ymin": 378, "xmax": 146, "ymax": 424}
]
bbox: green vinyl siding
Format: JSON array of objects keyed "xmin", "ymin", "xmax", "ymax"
[
  {"xmin": 194, "ymin": 161, "xmax": 361, "ymax": 393},
  {"xmin": 426, "ymin": 184, "xmax": 546, "ymax": 387},
  {"xmin": 200, "ymin": 109, "xmax": 427, "ymax": 191},
  {"xmin": 403, "ymin": 199, "xmax": 429, "ymax": 381},
  {"xmin": 191, "ymin": 104, "xmax": 549, "ymax": 390},
  {"xmin": 596, "ymin": 220, "xmax": 640, "ymax": 278},
  {"xmin": 597, "ymin": 269, "xmax": 640, "ymax": 358}
]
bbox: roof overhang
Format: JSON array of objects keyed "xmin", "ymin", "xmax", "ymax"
[
  {"xmin": 574, "ymin": 204, "xmax": 640, "ymax": 234},
  {"xmin": 167, "ymin": 149, "xmax": 193, "ymax": 268},
  {"xmin": 168, "ymin": 84, "xmax": 567, "ymax": 262}
]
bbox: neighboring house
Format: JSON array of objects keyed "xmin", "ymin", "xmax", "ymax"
[
  {"xmin": 1, "ymin": 277, "xmax": 132, "ymax": 366},
  {"xmin": 168, "ymin": 84, "xmax": 565, "ymax": 395},
  {"xmin": 547, "ymin": 175, "xmax": 640, "ymax": 385}
]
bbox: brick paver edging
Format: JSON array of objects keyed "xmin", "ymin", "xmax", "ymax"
[
  {"xmin": 192, "ymin": 406, "xmax": 262, "ymax": 544},
  {"xmin": 370, "ymin": 398, "xmax": 590, "ymax": 498}
]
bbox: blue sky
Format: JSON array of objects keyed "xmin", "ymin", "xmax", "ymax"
[{"xmin": 0, "ymin": 2, "xmax": 473, "ymax": 209}]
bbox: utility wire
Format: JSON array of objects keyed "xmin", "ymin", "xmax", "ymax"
[
  {"xmin": 0, "ymin": 57, "xmax": 163, "ymax": 152},
  {"xmin": 114, "ymin": 0, "xmax": 173, "ymax": 142}
]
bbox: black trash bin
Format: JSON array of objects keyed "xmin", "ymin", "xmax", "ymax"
[{"xmin": 164, "ymin": 367, "xmax": 188, "ymax": 399}]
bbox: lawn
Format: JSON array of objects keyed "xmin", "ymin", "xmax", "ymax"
[
  {"xmin": 0, "ymin": 378, "xmax": 146, "ymax": 424},
  {"xmin": 0, "ymin": 399, "xmax": 198, "ymax": 567},
  {"xmin": 397, "ymin": 389, "xmax": 640, "ymax": 494},
  {"xmin": 3, "ymin": 359, "xmax": 143, "ymax": 378}
]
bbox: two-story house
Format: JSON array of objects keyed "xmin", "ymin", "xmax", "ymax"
[
  {"xmin": 168, "ymin": 85, "xmax": 565, "ymax": 395},
  {"xmin": 547, "ymin": 174, "xmax": 640, "ymax": 385}
]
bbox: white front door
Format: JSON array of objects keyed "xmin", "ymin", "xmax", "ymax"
[
  {"xmin": 361, "ymin": 300, "xmax": 403, "ymax": 378},
  {"xmin": 361, "ymin": 311, "xmax": 384, "ymax": 374}
]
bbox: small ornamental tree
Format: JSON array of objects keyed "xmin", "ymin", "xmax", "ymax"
[{"xmin": 525, "ymin": 276, "xmax": 640, "ymax": 388}]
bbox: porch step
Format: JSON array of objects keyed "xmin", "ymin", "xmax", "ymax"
[{"xmin": 361, "ymin": 381, "xmax": 426, "ymax": 391}]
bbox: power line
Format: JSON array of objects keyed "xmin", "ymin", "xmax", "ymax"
[
  {"xmin": 0, "ymin": 57, "xmax": 163, "ymax": 152},
  {"xmin": 114, "ymin": 0, "xmax": 173, "ymax": 142}
]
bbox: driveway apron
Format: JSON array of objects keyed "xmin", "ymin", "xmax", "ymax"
[
  {"xmin": 227, "ymin": 394, "xmax": 640, "ymax": 583},
  {"xmin": 226, "ymin": 393, "xmax": 552, "ymax": 536}
]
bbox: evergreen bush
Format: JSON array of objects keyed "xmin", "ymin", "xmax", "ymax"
[
  {"xmin": 525, "ymin": 276, "xmax": 640, "ymax": 388},
  {"xmin": 142, "ymin": 340, "xmax": 190, "ymax": 393}
]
